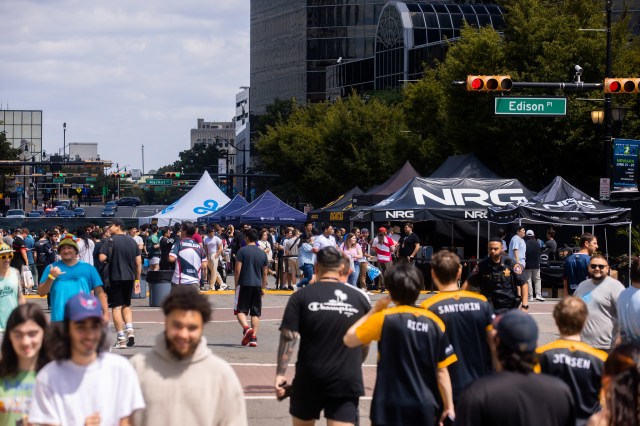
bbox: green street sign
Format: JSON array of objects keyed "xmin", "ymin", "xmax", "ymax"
[
  {"xmin": 53, "ymin": 177, "xmax": 65, "ymax": 183},
  {"xmin": 148, "ymin": 179, "xmax": 172, "ymax": 186},
  {"xmin": 495, "ymin": 97, "xmax": 567, "ymax": 116},
  {"xmin": 85, "ymin": 177, "xmax": 97, "ymax": 182},
  {"xmin": 153, "ymin": 186, "xmax": 166, "ymax": 192}
]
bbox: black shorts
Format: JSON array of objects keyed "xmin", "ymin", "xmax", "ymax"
[
  {"xmin": 234, "ymin": 286, "xmax": 262, "ymax": 316},
  {"xmin": 107, "ymin": 280, "xmax": 133, "ymax": 308},
  {"xmin": 290, "ymin": 390, "xmax": 359, "ymax": 422}
]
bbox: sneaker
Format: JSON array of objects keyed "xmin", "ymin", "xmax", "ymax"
[
  {"xmin": 535, "ymin": 295, "xmax": 546, "ymax": 302},
  {"xmin": 113, "ymin": 338, "xmax": 127, "ymax": 349},
  {"xmin": 249, "ymin": 337, "xmax": 257, "ymax": 347},
  {"xmin": 241, "ymin": 327, "xmax": 253, "ymax": 346},
  {"xmin": 220, "ymin": 284, "xmax": 229, "ymax": 291},
  {"xmin": 126, "ymin": 329, "xmax": 135, "ymax": 347}
]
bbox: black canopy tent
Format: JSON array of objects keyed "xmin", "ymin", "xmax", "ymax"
[
  {"xmin": 307, "ymin": 186, "xmax": 363, "ymax": 223},
  {"xmin": 429, "ymin": 153, "xmax": 501, "ymax": 179},
  {"xmin": 351, "ymin": 177, "xmax": 534, "ymax": 258},
  {"xmin": 488, "ymin": 176, "xmax": 633, "ymax": 283},
  {"xmin": 352, "ymin": 161, "xmax": 421, "ymax": 207}
]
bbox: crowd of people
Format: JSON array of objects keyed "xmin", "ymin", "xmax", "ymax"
[{"xmin": 0, "ymin": 221, "xmax": 636, "ymax": 425}]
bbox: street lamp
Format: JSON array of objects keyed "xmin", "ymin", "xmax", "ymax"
[
  {"xmin": 603, "ymin": 0, "xmax": 613, "ymax": 185},
  {"xmin": 63, "ymin": 123, "xmax": 66, "ymax": 161}
]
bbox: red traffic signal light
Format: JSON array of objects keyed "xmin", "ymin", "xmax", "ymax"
[
  {"xmin": 53, "ymin": 172, "xmax": 65, "ymax": 178},
  {"xmin": 164, "ymin": 172, "xmax": 181, "ymax": 178},
  {"xmin": 604, "ymin": 78, "xmax": 640, "ymax": 94},
  {"xmin": 466, "ymin": 75, "xmax": 513, "ymax": 92}
]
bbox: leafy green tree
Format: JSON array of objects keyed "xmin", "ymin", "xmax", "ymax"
[{"xmin": 0, "ymin": 130, "xmax": 21, "ymax": 161}]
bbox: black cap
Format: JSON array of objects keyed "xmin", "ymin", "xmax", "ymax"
[
  {"xmin": 495, "ymin": 310, "xmax": 538, "ymax": 353},
  {"xmin": 108, "ymin": 218, "xmax": 126, "ymax": 228}
]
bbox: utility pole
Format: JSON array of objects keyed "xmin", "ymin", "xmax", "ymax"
[{"xmin": 604, "ymin": 0, "xmax": 613, "ymax": 187}]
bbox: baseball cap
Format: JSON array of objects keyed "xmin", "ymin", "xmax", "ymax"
[
  {"xmin": 525, "ymin": 230, "xmax": 534, "ymax": 237},
  {"xmin": 58, "ymin": 234, "xmax": 79, "ymax": 252},
  {"xmin": 108, "ymin": 218, "xmax": 126, "ymax": 228},
  {"xmin": 65, "ymin": 293, "xmax": 103, "ymax": 322},
  {"xmin": 0, "ymin": 243, "xmax": 14, "ymax": 254},
  {"xmin": 495, "ymin": 310, "xmax": 538, "ymax": 353},
  {"xmin": 378, "ymin": 227, "xmax": 387, "ymax": 234}
]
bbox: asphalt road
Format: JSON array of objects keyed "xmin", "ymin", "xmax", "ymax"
[
  {"xmin": 78, "ymin": 204, "xmax": 166, "ymax": 219},
  {"xmin": 26, "ymin": 281, "xmax": 562, "ymax": 426}
]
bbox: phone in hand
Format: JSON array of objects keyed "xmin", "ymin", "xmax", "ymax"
[
  {"xmin": 442, "ymin": 414, "xmax": 454, "ymax": 426},
  {"xmin": 277, "ymin": 381, "xmax": 292, "ymax": 401}
]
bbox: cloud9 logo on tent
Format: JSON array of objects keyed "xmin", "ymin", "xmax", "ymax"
[
  {"xmin": 413, "ymin": 187, "xmax": 528, "ymax": 207},
  {"xmin": 193, "ymin": 200, "xmax": 219, "ymax": 215}
]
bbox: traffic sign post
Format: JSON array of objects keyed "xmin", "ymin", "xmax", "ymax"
[{"xmin": 495, "ymin": 97, "xmax": 567, "ymax": 116}]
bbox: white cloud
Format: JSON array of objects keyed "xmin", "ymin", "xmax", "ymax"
[{"xmin": 0, "ymin": 0, "xmax": 249, "ymax": 171}]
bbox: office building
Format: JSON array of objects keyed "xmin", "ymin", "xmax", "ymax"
[{"xmin": 0, "ymin": 110, "xmax": 43, "ymax": 160}]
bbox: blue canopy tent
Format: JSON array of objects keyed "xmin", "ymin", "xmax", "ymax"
[
  {"xmin": 197, "ymin": 194, "xmax": 249, "ymax": 224},
  {"xmin": 222, "ymin": 190, "xmax": 307, "ymax": 225}
]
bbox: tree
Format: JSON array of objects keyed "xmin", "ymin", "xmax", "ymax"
[{"xmin": 0, "ymin": 130, "xmax": 21, "ymax": 161}]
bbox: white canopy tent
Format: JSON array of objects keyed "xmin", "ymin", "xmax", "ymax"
[{"xmin": 147, "ymin": 171, "xmax": 230, "ymax": 226}]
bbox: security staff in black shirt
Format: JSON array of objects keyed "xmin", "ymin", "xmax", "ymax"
[{"xmin": 462, "ymin": 237, "xmax": 529, "ymax": 314}]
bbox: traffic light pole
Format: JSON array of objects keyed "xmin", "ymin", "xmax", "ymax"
[
  {"xmin": 452, "ymin": 81, "xmax": 604, "ymax": 90},
  {"xmin": 604, "ymin": 0, "xmax": 613, "ymax": 185}
]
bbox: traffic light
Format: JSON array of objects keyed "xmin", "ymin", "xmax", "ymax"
[
  {"xmin": 177, "ymin": 181, "xmax": 189, "ymax": 186},
  {"xmin": 164, "ymin": 172, "xmax": 181, "ymax": 178},
  {"xmin": 52, "ymin": 172, "xmax": 65, "ymax": 178},
  {"xmin": 466, "ymin": 75, "xmax": 513, "ymax": 92},
  {"xmin": 110, "ymin": 172, "xmax": 131, "ymax": 178},
  {"xmin": 604, "ymin": 78, "xmax": 640, "ymax": 94}
]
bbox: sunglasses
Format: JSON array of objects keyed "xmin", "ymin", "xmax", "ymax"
[
  {"xmin": 589, "ymin": 264, "xmax": 607, "ymax": 270},
  {"xmin": 0, "ymin": 253, "xmax": 14, "ymax": 260}
]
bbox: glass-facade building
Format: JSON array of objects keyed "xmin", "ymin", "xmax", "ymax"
[{"xmin": 0, "ymin": 110, "xmax": 43, "ymax": 160}]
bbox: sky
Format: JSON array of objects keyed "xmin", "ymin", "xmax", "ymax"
[{"xmin": 1, "ymin": 0, "xmax": 250, "ymax": 173}]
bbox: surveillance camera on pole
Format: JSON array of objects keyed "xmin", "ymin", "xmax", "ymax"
[{"xmin": 574, "ymin": 65, "xmax": 583, "ymax": 82}]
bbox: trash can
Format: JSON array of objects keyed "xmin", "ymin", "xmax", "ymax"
[
  {"xmin": 146, "ymin": 270, "xmax": 173, "ymax": 307},
  {"xmin": 131, "ymin": 278, "xmax": 147, "ymax": 300}
]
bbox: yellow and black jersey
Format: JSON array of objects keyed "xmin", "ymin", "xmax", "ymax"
[
  {"xmin": 536, "ymin": 339, "xmax": 607, "ymax": 421},
  {"xmin": 421, "ymin": 291, "xmax": 495, "ymax": 401},
  {"xmin": 356, "ymin": 305, "xmax": 457, "ymax": 426}
]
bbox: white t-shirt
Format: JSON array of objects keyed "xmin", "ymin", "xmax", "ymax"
[
  {"xmin": 204, "ymin": 235, "xmax": 222, "ymax": 258},
  {"xmin": 312, "ymin": 234, "xmax": 336, "ymax": 251},
  {"xmin": 132, "ymin": 235, "xmax": 144, "ymax": 249},
  {"xmin": 29, "ymin": 352, "xmax": 145, "ymax": 426},
  {"xmin": 76, "ymin": 239, "xmax": 95, "ymax": 266}
]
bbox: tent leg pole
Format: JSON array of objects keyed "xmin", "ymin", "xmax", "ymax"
[
  {"xmin": 629, "ymin": 223, "xmax": 633, "ymax": 286},
  {"xmin": 477, "ymin": 221, "xmax": 480, "ymax": 259}
]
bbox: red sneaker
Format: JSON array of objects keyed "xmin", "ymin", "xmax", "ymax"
[
  {"xmin": 241, "ymin": 327, "xmax": 253, "ymax": 346},
  {"xmin": 249, "ymin": 337, "xmax": 257, "ymax": 347}
]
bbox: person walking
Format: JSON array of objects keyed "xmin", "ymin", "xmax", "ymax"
[
  {"xmin": 574, "ymin": 255, "xmax": 625, "ymax": 351},
  {"xmin": 234, "ymin": 228, "xmax": 268, "ymax": 347},
  {"xmin": 275, "ymin": 247, "xmax": 371, "ymax": 426},
  {"xmin": 34, "ymin": 230, "xmax": 56, "ymax": 290},
  {"xmin": 508, "ymin": 226, "xmax": 526, "ymax": 273},
  {"xmin": 397, "ymin": 222, "xmax": 420, "ymax": 264},
  {"xmin": 0, "ymin": 244, "xmax": 26, "ymax": 339},
  {"xmin": 462, "ymin": 237, "xmax": 529, "ymax": 314},
  {"xmin": 372, "ymin": 227, "xmax": 396, "ymax": 293},
  {"xmin": 421, "ymin": 250, "xmax": 495, "ymax": 402},
  {"xmin": 340, "ymin": 233, "xmax": 362, "ymax": 287},
  {"xmin": 38, "ymin": 236, "xmax": 108, "ymax": 324},
  {"xmin": 537, "ymin": 297, "xmax": 607, "ymax": 425},
  {"xmin": 295, "ymin": 234, "xmax": 315, "ymax": 289},
  {"xmin": 131, "ymin": 286, "xmax": 247, "ymax": 426},
  {"xmin": 98, "ymin": 218, "xmax": 141, "ymax": 349},
  {"xmin": 456, "ymin": 310, "xmax": 576, "ymax": 426},
  {"xmin": 344, "ymin": 263, "xmax": 456, "ymax": 426},
  {"xmin": 616, "ymin": 256, "xmax": 640, "ymax": 344},
  {"xmin": 158, "ymin": 226, "xmax": 174, "ymax": 271},
  {"xmin": 524, "ymin": 229, "xmax": 544, "ymax": 302},
  {"xmin": 168, "ymin": 221, "xmax": 207, "ymax": 292},
  {"xmin": 563, "ymin": 233, "xmax": 598, "ymax": 296},
  {"xmin": 205, "ymin": 226, "xmax": 226, "ymax": 291},
  {"xmin": 29, "ymin": 293, "xmax": 145, "ymax": 425},
  {"xmin": 0, "ymin": 304, "xmax": 49, "ymax": 426}
]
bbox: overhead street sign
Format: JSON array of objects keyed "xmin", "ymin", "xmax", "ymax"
[
  {"xmin": 53, "ymin": 177, "xmax": 65, "ymax": 183},
  {"xmin": 85, "ymin": 177, "xmax": 97, "ymax": 182},
  {"xmin": 495, "ymin": 97, "xmax": 567, "ymax": 116},
  {"xmin": 147, "ymin": 179, "xmax": 172, "ymax": 186}
]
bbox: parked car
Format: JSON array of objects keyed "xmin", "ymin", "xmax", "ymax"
[
  {"xmin": 56, "ymin": 199, "xmax": 75, "ymax": 210},
  {"xmin": 27, "ymin": 210, "xmax": 44, "ymax": 218},
  {"xmin": 58, "ymin": 209, "xmax": 75, "ymax": 218},
  {"xmin": 55, "ymin": 206, "xmax": 67, "ymax": 213},
  {"xmin": 73, "ymin": 208, "xmax": 86, "ymax": 218},
  {"xmin": 101, "ymin": 206, "xmax": 116, "ymax": 217},
  {"xmin": 44, "ymin": 207, "xmax": 58, "ymax": 217},
  {"xmin": 105, "ymin": 201, "xmax": 118, "ymax": 212},
  {"xmin": 5, "ymin": 209, "xmax": 25, "ymax": 218},
  {"xmin": 115, "ymin": 197, "xmax": 141, "ymax": 207}
]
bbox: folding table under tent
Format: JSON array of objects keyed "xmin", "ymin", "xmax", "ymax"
[
  {"xmin": 221, "ymin": 190, "xmax": 307, "ymax": 225},
  {"xmin": 148, "ymin": 171, "xmax": 231, "ymax": 226}
]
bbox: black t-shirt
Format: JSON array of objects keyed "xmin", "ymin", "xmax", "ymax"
[
  {"xmin": 456, "ymin": 371, "xmax": 576, "ymax": 426},
  {"xmin": 100, "ymin": 234, "xmax": 140, "ymax": 281},
  {"xmin": 525, "ymin": 239, "xmax": 541, "ymax": 269},
  {"xmin": 544, "ymin": 239, "xmax": 558, "ymax": 260},
  {"xmin": 160, "ymin": 237, "xmax": 174, "ymax": 258},
  {"xmin": 10, "ymin": 236, "xmax": 27, "ymax": 269},
  {"xmin": 537, "ymin": 339, "xmax": 607, "ymax": 422},
  {"xmin": 236, "ymin": 245, "xmax": 268, "ymax": 287},
  {"xmin": 467, "ymin": 256, "xmax": 526, "ymax": 313},
  {"xmin": 280, "ymin": 281, "xmax": 371, "ymax": 397},
  {"xmin": 355, "ymin": 305, "xmax": 457, "ymax": 425},
  {"xmin": 398, "ymin": 232, "xmax": 420, "ymax": 257},
  {"xmin": 421, "ymin": 291, "xmax": 495, "ymax": 401}
]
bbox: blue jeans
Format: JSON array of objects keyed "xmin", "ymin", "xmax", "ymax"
[
  {"xmin": 347, "ymin": 262, "xmax": 360, "ymax": 287},
  {"xmin": 297, "ymin": 263, "xmax": 314, "ymax": 287}
]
